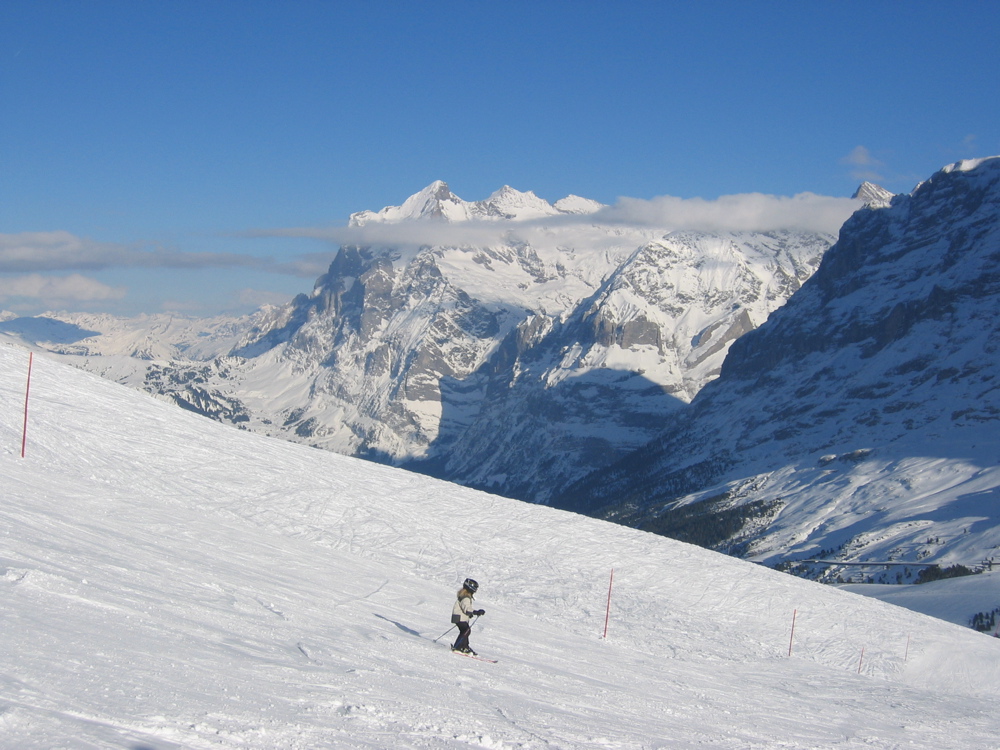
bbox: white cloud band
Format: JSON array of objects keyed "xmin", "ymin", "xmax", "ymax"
[
  {"xmin": 0, "ymin": 231, "xmax": 270, "ymax": 274},
  {"xmin": 255, "ymin": 191, "xmax": 860, "ymax": 249},
  {"xmin": 0, "ymin": 273, "xmax": 127, "ymax": 304}
]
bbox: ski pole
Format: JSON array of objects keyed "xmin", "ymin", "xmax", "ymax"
[
  {"xmin": 433, "ymin": 625, "xmax": 456, "ymax": 643},
  {"xmin": 433, "ymin": 614, "xmax": 480, "ymax": 643}
]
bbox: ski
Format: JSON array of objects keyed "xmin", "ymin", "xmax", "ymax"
[{"xmin": 454, "ymin": 652, "xmax": 497, "ymax": 663}]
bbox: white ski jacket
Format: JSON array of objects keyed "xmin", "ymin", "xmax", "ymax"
[{"xmin": 452, "ymin": 594, "xmax": 475, "ymax": 623}]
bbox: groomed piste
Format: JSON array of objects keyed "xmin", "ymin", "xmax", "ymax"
[{"xmin": 2, "ymin": 342, "xmax": 1000, "ymax": 748}]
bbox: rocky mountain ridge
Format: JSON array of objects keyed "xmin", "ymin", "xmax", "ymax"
[
  {"xmin": 2, "ymin": 182, "xmax": 840, "ymax": 500},
  {"xmin": 554, "ymin": 157, "xmax": 1000, "ymax": 579}
]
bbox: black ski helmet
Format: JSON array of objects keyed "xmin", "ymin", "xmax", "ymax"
[{"xmin": 463, "ymin": 578, "xmax": 479, "ymax": 594}]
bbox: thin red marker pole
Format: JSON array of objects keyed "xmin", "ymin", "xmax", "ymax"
[
  {"xmin": 788, "ymin": 609, "xmax": 797, "ymax": 657},
  {"xmin": 904, "ymin": 634, "xmax": 910, "ymax": 662},
  {"xmin": 603, "ymin": 568, "xmax": 614, "ymax": 639},
  {"xmin": 21, "ymin": 352, "xmax": 33, "ymax": 458},
  {"xmin": 857, "ymin": 646, "xmax": 865, "ymax": 674}
]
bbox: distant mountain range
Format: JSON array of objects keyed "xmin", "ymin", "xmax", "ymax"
[
  {"xmin": 6, "ymin": 159, "xmax": 999, "ymax": 584},
  {"xmin": 2, "ymin": 181, "xmax": 839, "ymax": 503}
]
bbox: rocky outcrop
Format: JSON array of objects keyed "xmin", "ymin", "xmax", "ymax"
[{"xmin": 553, "ymin": 158, "xmax": 1000, "ymax": 571}]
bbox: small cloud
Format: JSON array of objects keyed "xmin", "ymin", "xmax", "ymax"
[
  {"xmin": 0, "ymin": 231, "xmax": 270, "ymax": 274},
  {"xmin": 250, "ymin": 222, "xmax": 519, "ymax": 253},
  {"xmin": 0, "ymin": 231, "xmax": 128, "ymax": 273},
  {"xmin": 598, "ymin": 192, "xmax": 858, "ymax": 235},
  {"xmin": 841, "ymin": 146, "xmax": 885, "ymax": 183},
  {"xmin": 0, "ymin": 273, "xmax": 127, "ymax": 306},
  {"xmin": 843, "ymin": 145, "xmax": 879, "ymax": 167}
]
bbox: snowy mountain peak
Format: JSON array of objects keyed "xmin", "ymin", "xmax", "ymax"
[
  {"xmin": 350, "ymin": 182, "xmax": 608, "ymax": 227},
  {"xmin": 349, "ymin": 180, "xmax": 470, "ymax": 226},
  {"xmin": 487, "ymin": 184, "xmax": 532, "ymax": 203},
  {"xmin": 912, "ymin": 157, "xmax": 1000, "ymax": 196},
  {"xmin": 942, "ymin": 155, "xmax": 1000, "ymax": 174},
  {"xmin": 852, "ymin": 181, "xmax": 895, "ymax": 208},
  {"xmin": 477, "ymin": 185, "xmax": 560, "ymax": 220}
]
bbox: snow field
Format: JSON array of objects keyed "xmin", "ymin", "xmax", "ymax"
[{"xmin": 2, "ymin": 343, "xmax": 1000, "ymax": 748}]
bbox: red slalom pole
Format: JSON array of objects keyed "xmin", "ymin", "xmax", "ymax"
[
  {"xmin": 788, "ymin": 609, "xmax": 797, "ymax": 657},
  {"xmin": 603, "ymin": 568, "xmax": 614, "ymax": 639},
  {"xmin": 858, "ymin": 646, "xmax": 865, "ymax": 674},
  {"xmin": 21, "ymin": 352, "xmax": 33, "ymax": 458}
]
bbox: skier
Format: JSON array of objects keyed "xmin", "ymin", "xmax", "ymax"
[{"xmin": 451, "ymin": 578, "xmax": 485, "ymax": 655}]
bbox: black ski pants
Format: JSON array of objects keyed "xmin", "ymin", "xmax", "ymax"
[{"xmin": 453, "ymin": 620, "xmax": 471, "ymax": 651}]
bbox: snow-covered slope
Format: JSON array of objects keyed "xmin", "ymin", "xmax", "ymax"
[
  {"xmin": 557, "ymin": 158, "xmax": 1000, "ymax": 595},
  {"xmin": 3, "ymin": 343, "xmax": 1000, "ymax": 748},
  {"xmin": 0, "ymin": 309, "xmax": 265, "ymax": 362}
]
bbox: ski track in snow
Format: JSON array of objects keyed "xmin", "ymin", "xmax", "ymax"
[{"xmin": 2, "ymin": 343, "xmax": 1000, "ymax": 748}]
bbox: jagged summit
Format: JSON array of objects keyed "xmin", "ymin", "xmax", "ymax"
[
  {"xmin": 349, "ymin": 180, "xmax": 468, "ymax": 226},
  {"xmin": 477, "ymin": 185, "xmax": 560, "ymax": 220},
  {"xmin": 852, "ymin": 181, "xmax": 895, "ymax": 208},
  {"xmin": 350, "ymin": 181, "xmax": 606, "ymax": 226}
]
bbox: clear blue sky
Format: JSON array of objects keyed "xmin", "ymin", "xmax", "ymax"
[{"xmin": 1, "ymin": 1, "xmax": 997, "ymax": 317}]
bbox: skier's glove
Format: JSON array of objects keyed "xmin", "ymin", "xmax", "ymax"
[{"xmin": 474, "ymin": 609, "xmax": 485, "ymax": 616}]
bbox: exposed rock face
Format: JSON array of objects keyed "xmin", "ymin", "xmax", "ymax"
[
  {"xmin": 83, "ymin": 183, "xmax": 834, "ymax": 501},
  {"xmin": 553, "ymin": 158, "xmax": 1000, "ymax": 574}
]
